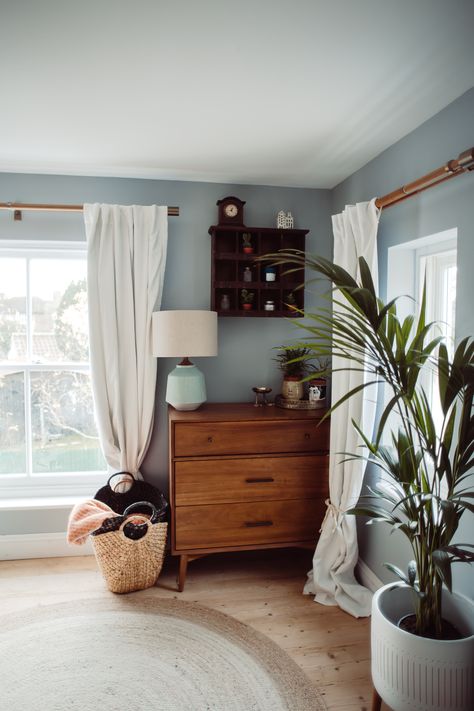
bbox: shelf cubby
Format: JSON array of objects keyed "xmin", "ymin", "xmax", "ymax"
[{"xmin": 209, "ymin": 224, "xmax": 309, "ymax": 318}]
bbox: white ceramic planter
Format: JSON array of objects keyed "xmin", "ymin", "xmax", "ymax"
[{"xmin": 372, "ymin": 583, "xmax": 474, "ymax": 711}]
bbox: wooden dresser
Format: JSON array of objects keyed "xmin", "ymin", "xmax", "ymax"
[{"xmin": 168, "ymin": 403, "xmax": 330, "ymax": 590}]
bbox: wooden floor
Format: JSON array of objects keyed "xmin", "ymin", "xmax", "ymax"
[{"xmin": 0, "ymin": 548, "xmax": 385, "ymax": 711}]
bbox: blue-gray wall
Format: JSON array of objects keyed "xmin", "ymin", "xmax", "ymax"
[
  {"xmin": 1, "ymin": 87, "xmax": 473, "ymax": 597},
  {"xmin": 0, "ymin": 174, "xmax": 332, "ymax": 534},
  {"xmin": 333, "ymin": 87, "xmax": 474, "ymax": 599}
]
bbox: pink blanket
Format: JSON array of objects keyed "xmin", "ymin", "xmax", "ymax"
[{"xmin": 67, "ymin": 499, "xmax": 117, "ymax": 545}]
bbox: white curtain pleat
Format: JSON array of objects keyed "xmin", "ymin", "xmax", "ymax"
[
  {"xmin": 84, "ymin": 204, "xmax": 168, "ymax": 478},
  {"xmin": 304, "ymin": 198, "xmax": 380, "ymax": 617}
]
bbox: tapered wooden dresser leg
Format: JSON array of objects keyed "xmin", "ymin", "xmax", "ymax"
[
  {"xmin": 371, "ymin": 687, "xmax": 382, "ymax": 711},
  {"xmin": 178, "ymin": 555, "xmax": 188, "ymax": 592}
]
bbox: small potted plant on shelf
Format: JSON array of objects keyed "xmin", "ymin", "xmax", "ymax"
[
  {"xmin": 240, "ymin": 289, "xmax": 254, "ymax": 311},
  {"xmin": 273, "ymin": 346, "xmax": 313, "ymax": 400},
  {"xmin": 242, "ymin": 233, "xmax": 254, "ymax": 254},
  {"xmin": 284, "ymin": 291, "xmax": 299, "ymax": 312}
]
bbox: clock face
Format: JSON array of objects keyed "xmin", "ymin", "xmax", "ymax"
[{"xmin": 224, "ymin": 203, "xmax": 238, "ymax": 218}]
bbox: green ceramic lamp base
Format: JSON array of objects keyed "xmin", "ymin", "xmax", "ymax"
[{"xmin": 166, "ymin": 362, "xmax": 207, "ymax": 411}]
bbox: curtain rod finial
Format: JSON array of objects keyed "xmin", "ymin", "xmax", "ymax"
[{"xmin": 458, "ymin": 147, "xmax": 474, "ymax": 167}]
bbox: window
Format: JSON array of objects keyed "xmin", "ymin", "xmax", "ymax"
[
  {"xmin": 387, "ymin": 228, "xmax": 457, "ymax": 437},
  {"xmin": 417, "ymin": 247, "xmax": 457, "ymax": 434},
  {"xmin": 0, "ymin": 241, "xmax": 106, "ymax": 498}
]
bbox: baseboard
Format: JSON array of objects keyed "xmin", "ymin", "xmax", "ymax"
[
  {"xmin": 0, "ymin": 532, "xmax": 93, "ymax": 560},
  {"xmin": 356, "ymin": 557, "xmax": 384, "ymax": 592}
]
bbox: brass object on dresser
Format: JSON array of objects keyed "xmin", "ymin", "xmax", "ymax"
[{"xmin": 168, "ymin": 403, "xmax": 330, "ymax": 591}]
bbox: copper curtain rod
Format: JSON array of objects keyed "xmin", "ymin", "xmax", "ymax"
[
  {"xmin": 1, "ymin": 147, "xmax": 472, "ymax": 218},
  {"xmin": 375, "ymin": 147, "xmax": 474, "ymax": 210},
  {"xmin": 0, "ymin": 203, "xmax": 179, "ymax": 220}
]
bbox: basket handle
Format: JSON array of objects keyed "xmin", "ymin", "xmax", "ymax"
[
  {"xmin": 123, "ymin": 500, "xmax": 158, "ymax": 518},
  {"xmin": 121, "ymin": 503, "xmax": 156, "ymax": 540},
  {"xmin": 108, "ymin": 471, "xmax": 135, "ymax": 492},
  {"xmin": 119, "ymin": 514, "xmax": 151, "ymax": 531},
  {"xmin": 119, "ymin": 514, "xmax": 152, "ymax": 540}
]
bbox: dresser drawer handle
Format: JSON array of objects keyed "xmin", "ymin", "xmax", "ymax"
[
  {"xmin": 244, "ymin": 520, "xmax": 273, "ymax": 528},
  {"xmin": 304, "ymin": 432, "xmax": 311, "ymax": 439},
  {"xmin": 245, "ymin": 477, "xmax": 274, "ymax": 484},
  {"xmin": 207, "ymin": 436, "xmax": 213, "ymax": 443}
]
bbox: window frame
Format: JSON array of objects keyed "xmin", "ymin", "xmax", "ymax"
[{"xmin": 0, "ymin": 240, "xmax": 106, "ymax": 499}]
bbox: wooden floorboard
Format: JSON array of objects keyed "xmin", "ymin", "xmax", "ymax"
[{"xmin": 0, "ymin": 547, "xmax": 388, "ymax": 710}]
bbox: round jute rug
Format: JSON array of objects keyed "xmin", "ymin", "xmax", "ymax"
[{"xmin": 0, "ymin": 594, "xmax": 325, "ymax": 711}]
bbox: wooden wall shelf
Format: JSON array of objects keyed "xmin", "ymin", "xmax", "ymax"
[{"xmin": 209, "ymin": 225, "xmax": 309, "ymax": 317}]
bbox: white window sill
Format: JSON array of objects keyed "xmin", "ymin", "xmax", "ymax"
[{"xmin": 0, "ymin": 496, "xmax": 85, "ymax": 511}]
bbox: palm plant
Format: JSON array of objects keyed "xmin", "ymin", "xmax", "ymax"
[{"xmin": 262, "ymin": 248, "xmax": 474, "ymax": 639}]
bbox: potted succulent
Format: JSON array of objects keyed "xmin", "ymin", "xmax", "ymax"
[
  {"xmin": 240, "ymin": 289, "xmax": 254, "ymax": 311},
  {"xmin": 273, "ymin": 346, "xmax": 313, "ymax": 400},
  {"xmin": 264, "ymin": 249, "xmax": 474, "ymax": 711},
  {"xmin": 242, "ymin": 233, "xmax": 254, "ymax": 254}
]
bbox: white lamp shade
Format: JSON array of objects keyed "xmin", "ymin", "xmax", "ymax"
[{"xmin": 152, "ymin": 310, "xmax": 218, "ymax": 358}]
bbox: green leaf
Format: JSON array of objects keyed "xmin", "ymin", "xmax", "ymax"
[
  {"xmin": 441, "ymin": 544, "xmax": 474, "ymax": 562},
  {"xmin": 345, "ymin": 505, "xmax": 397, "ymax": 523},
  {"xmin": 326, "ymin": 380, "xmax": 381, "ymax": 417},
  {"xmin": 438, "ymin": 342, "xmax": 449, "ymax": 410},
  {"xmin": 384, "ymin": 563, "xmax": 411, "ymax": 586},
  {"xmin": 415, "ymin": 276, "xmax": 427, "ymax": 337},
  {"xmin": 376, "ymin": 297, "xmax": 399, "ymax": 331},
  {"xmin": 373, "ymin": 394, "xmax": 401, "ymax": 447},
  {"xmin": 358, "ymin": 257, "xmax": 376, "ymax": 295},
  {"xmin": 450, "ymin": 500, "xmax": 474, "ymax": 513},
  {"xmin": 439, "ymin": 499, "xmax": 459, "ymax": 540}
]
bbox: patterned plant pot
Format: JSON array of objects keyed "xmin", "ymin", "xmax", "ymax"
[{"xmin": 281, "ymin": 376, "xmax": 303, "ymax": 400}]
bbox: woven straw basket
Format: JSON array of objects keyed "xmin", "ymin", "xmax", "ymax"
[{"xmin": 92, "ymin": 516, "xmax": 167, "ymax": 594}]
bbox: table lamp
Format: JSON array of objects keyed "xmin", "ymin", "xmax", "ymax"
[{"xmin": 152, "ymin": 310, "xmax": 218, "ymax": 410}]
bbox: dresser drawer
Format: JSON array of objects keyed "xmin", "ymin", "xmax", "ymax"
[
  {"xmin": 175, "ymin": 499, "xmax": 325, "ymax": 550},
  {"xmin": 174, "ymin": 455, "xmax": 328, "ymax": 505},
  {"xmin": 173, "ymin": 419, "xmax": 329, "ymax": 457}
]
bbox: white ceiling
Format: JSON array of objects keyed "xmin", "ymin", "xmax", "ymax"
[{"xmin": 1, "ymin": 0, "xmax": 473, "ymax": 189}]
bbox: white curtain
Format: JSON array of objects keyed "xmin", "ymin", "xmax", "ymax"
[
  {"xmin": 304, "ymin": 198, "xmax": 380, "ymax": 617},
  {"xmin": 84, "ymin": 204, "xmax": 168, "ymax": 478}
]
